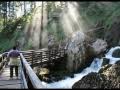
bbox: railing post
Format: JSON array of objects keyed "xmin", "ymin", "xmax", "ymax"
[
  {"xmin": 31, "ymin": 50, "xmax": 35, "ymax": 68},
  {"xmin": 59, "ymin": 48, "xmax": 61, "ymax": 57},
  {"xmin": 40, "ymin": 52, "xmax": 42, "ymax": 67},
  {"xmin": 54, "ymin": 48, "xmax": 56, "ymax": 60},
  {"xmin": 20, "ymin": 53, "xmax": 45, "ymax": 89},
  {"xmin": 48, "ymin": 49, "xmax": 51, "ymax": 62}
]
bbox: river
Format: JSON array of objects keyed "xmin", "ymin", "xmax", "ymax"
[{"xmin": 41, "ymin": 46, "xmax": 120, "ymax": 88}]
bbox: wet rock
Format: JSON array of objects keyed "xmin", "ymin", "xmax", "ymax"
[
  {"xmin": 72, "ymin": 72, "xmax": 106, "ymax": 89},
  {"xmin": 112, "ymin": 49, "xmax": 120, "ymax": 58},
  {"xmin": 41, "ymin": 74, "xmax": 52, "ymax": 83},
  {"xmin": 91, "ymin": 39, "xmax": 108, "ymax": 55},
  {"xmin": 102, "ymin": 64, "xmax": 120, "ymax": 77},
  {"xmin": 102, "ymin": 58, "xmax": 110, "ymax": 66},
  {"xmin": 115, "ymin": 60, "xmax": 120, "ymax": 65},
  {"xmin": 72, "ymin": 62, "xmax": 120, "ymax": 89},
  {"xmin": 98, "ymin": 64, "xmax": 112, "ymax": 73}
]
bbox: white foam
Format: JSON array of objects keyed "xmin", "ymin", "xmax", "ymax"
[
  {"xmin": 41, "ymin": 46, "xmax": 120, "ymax": 88},
  {"xmin": 105, "ymin": 46, "xmax": 120, "ymax": 64}
]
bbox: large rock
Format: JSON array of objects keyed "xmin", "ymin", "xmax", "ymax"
[
  {"xmin": 66, "ymin": 31, "xmax": 93, "ymax": 72},
  {"xmin": 115, "ymin": 60, "xmax": 120, "ymax": 65},
  {"xmin": 66, "ymin": 31, "xmax": 107, "ymax": 73},
  {"xmin": 112, "ymin": 49, "xmax": 120, "ymax": 58},
  {"xmin": 98, "ymin": 64, "xmax": 112, "ymax": 73},
  {"xmin": 72, "ymin": 62, "xmax": 120, "ymax": 89},
  {"xmin": 91, "ymin": 39, "xmax": 108, "ymax": 55},
  {"xmin": 102, "ymin": 57, "xmax": 110, "ymax": 66},
  {"xmin": 72, "ymin": 72, "xmax": 106, "ymax": 89}
]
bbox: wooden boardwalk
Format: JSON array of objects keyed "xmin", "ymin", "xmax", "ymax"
[
  {"xmin": 0, "ymin": 48, "xmax": 67, "ymax": 89},
  {"xmin": 22, "ymin": 48, "xmax": 66, "ymax": 67},
  {"xmin": 0, "ymin": 65, "xmax": 23, "ymax": 89}
]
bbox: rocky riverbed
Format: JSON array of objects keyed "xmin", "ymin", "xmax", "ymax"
[{"xmin": 72, "ymin": 46, "xmax": 120, "ymax": 89}]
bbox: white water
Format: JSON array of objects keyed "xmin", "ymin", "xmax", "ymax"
[{"xmin": 41, "ymin": 46, "xmax": 120, "ymax": 88}]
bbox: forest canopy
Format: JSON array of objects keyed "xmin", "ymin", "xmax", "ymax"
[{"xmin": 0, "ymin": 1, "xmax": 120, "ymax": 53}]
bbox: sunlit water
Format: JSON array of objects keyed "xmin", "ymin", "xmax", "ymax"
[{"xmin": 41, "ymin": 46, "xmax": 120, "ymax": 88}]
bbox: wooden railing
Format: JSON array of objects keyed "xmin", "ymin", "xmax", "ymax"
[
  {"xmin": 0, "ymin": 54, "xmax": 7, "ymax": 74},
  {"xmin": 22, "ymin": 48, "xmax": 67, "ymax": 67},
  {"xmin": 0, "ymin": 52, "xmax": 45, "ymax": 89},
  {"xmin": 20, "ymin": 53, "xmax": 45, "ymax": 89},
  {"xmin": 0, "ymin": 48, "xmax": 67, "ymax": 89}
]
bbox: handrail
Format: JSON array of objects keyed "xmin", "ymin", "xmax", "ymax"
[
  {"xmin": 0, "ymin": 48, "xmax": 67, "ymax": 88},
  {"xmin": 0, "ymin": 54, "xmax": 7, "ymax": 74},
  {"xmin": 2, "ymin": 48, "xmax": 48, "ymax": 55},
  {"xmin": 20, "ymin": 60, "xmax": 28, "ymax": 89},
  {"xmin": 20, "ymin": 53, "xmax": 45, "ymax": 89}
]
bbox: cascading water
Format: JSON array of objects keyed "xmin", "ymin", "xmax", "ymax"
[
  {"xmin": 105, "ymin": 46, "xmax": 120, "ymax": 64},
  {"xmin": 41, "ymin": 46, "xmax": 120, "ymax": 88}
]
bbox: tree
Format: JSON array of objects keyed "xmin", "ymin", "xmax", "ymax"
[{"xmin": 39, "ymin": 1, "xmax": 44, "ymax": 48}]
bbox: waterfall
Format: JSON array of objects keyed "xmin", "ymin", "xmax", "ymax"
[{"xmin": 41, "ymin": 46, "xmax": 120, "ymax": 88}]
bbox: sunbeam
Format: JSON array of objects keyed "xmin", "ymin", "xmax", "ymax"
[{"xmin": 60, "ymin": 2, "xmax": 85, "ymax": 38}]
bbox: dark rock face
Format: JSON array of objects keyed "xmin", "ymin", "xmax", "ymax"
[
  {"xmin": 98, "ymin": 64, "xmax": 112, "ymax": 73},
  {"xmin": 72, "ymin": 72, "xmax": 106, "ymax": 89},
  {"xmin": 115, "ymin": 60, "xmax": 120, "ymax": 65},
  {"xmin": 102, "ymin": 58, "xmax": 110, "ymax": 66},
  {"xmin": 104, "ymin": 23, "xmax": 120, "ymax": 48},
  {"xmin": 112, "ymin": 49, "xmax": 120, "ymax": 58},
  {"xmin": 72, "ymin": 61, "xmax": 120, "ymax": 89}
]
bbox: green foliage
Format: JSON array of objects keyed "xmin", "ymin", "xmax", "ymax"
[
  {"xmin": 0, "ymin": 11, "xmax": 33, "ymax": 53},
  {"xmin": 78, "ymin": 2, "xmax": 120, "ymax": 30},
  {"xmin": 1, "ymin": 2, "xmax": 120, "ymax": 53}
]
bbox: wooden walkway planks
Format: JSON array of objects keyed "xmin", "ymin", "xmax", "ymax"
[
  {"xmin": 22, "ymin": 48, "xmax": 66, "ymax": 67},
  {"xmin": 0, "ymin": 65, "xmax": 22, "ymax": 89},
  {"xmin": 0, "ymin": 48, "xmax": 66, "ymax": 89}
]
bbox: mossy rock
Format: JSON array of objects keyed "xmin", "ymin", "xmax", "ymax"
[{"xmin": 39, "ymin": 68, "xmax": 50, "ymax": 75}]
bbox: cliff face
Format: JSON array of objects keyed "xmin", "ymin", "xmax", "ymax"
[{"xmin": 104, "ymin": 22, "xmax": 120, "ymax": 48}]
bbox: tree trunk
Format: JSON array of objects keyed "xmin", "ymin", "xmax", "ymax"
[
  {"xmin": 8, "ymin": 1, "xmax": 10, "ymax": 18},
  {"xmin": 39, "ymin": 1, "xmax": 44, "ymax": 48},
  {"xmin": 3, "ymin": 2, "xmax": 7, "ymax": 30},
  {"xmin": 34, "ymin": 2, "xmax": 36, "ymax": 9},
  {"xmin": 24, "ymin": 1, "xmax": 26, "ymax": 15}
]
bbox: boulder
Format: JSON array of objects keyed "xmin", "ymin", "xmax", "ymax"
[
  {"xmin": 72, "ymin": 72, "xmax": 106, "ymax": 89},
  {"xmin": 91, "ymin": 39, "xmax": 108, "ymax": 55},
  {"xmin": 66, "ymin": 31, "xmax": 107, "ymax": 73},
  {"xmin": 112, "ymin": 49, "xmax": 120, "ymax": 58},
  {"xmin": 66, "ymin": 31, "xmax": 93, "ymax": 72},
  {"xmin": 72, "ymin": 62, "xmax": 120, "ymax": 89},
  {"xmin": 102, "ymin": 57, "xmax": 110, "ymax": 66},
  {"xmin": 98, "ymin": 64, "xmax": 112, "ymax": 73},
  {"xmin": 102, "ymin": 64, "xmax": 120, "ymax": 78},
  {"xmin": 115, "ymin": 60, "xmax": 120, "ymax": 65}
]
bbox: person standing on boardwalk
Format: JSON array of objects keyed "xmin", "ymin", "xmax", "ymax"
[{"xmin": 7, "ymin": 46, "xmax": 20, "ymax": 79}]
